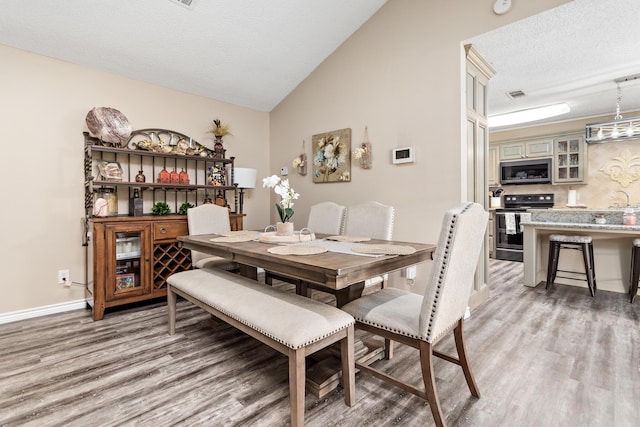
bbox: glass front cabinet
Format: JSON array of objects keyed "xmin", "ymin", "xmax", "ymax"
[
  {"xmin": 106, "ymin": 224, "xmax": 151, "ymax": 301},
  {"xmin": 554, "ymin": 134, "xmax": 587, "ymax": 183}
]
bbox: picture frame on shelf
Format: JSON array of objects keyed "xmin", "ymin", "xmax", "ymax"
[{"xmin": 207, "ymin": 165, "xmax": 226, "ymax": 186}]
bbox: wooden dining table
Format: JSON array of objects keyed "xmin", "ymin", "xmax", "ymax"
[{"xmin": 177, "ymin": 233, "xmax": 436, "ymax": 306}]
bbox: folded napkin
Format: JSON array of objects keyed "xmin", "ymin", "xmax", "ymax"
[{"xmin": 505, "ymin": 212, "xmax": 516, "ymax": 235}]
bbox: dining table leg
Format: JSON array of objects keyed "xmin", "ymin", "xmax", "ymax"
[
  {"xmin": 238, "ymin": 264, "xmax": 258, "ymax": 280},
  {"xmin": 335, "ymin": 281, "xmax": 365, "ymax": 307}
]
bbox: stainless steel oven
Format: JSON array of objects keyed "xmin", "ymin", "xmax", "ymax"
[{"xmin": 495, "ymin": 193, "xmax": 554, "ymax": 262}]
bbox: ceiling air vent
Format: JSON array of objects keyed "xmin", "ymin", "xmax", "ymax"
[
  {"xmin": 507, "ymin": 90, "xmax": 526, "ymax": 99},
  {"xmin": 168, "ymin": 0, "xmax": 197, "ymax": 9}
]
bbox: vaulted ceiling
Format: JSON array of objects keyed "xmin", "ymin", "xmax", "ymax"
[{"xmin": 2, "ymin": 0, "xmax": 639, "ymax": 127}]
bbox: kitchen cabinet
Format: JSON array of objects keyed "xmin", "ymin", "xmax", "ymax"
[
  {"xmin": 553, "ymin": 134, "xmax": 587, "ymax": 183},
  {"xmin": 499, "ymin": 139, "xmax": 553, "ymax": 160},
  {"xmin": 488, "ymin": 146, "xmax": 499, "ymax": 186}
]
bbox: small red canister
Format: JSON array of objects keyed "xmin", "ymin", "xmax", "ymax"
[
  {"xmin": 158, "ymin": 168, "xmax": 170, "ymax": 184},
  {"xmin": 179, "ymin": 168, "xmax": 189, "ymax": 184},
  {"xmin": 170, "ymin": 169, "xmax": 179, "ymax": 184}
]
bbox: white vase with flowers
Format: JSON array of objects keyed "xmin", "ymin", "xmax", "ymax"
[{"xmin": 262, "ymin": 175, "xmax": 300, "ymax": 236}]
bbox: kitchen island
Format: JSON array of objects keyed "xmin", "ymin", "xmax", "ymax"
[{"xmin": 521, "ymin": 208, "xmax": 640, "ymax": 294}]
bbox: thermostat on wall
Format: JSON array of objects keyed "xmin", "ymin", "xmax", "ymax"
[{"xmin": 392, "ymin": 146, "xmax": 414, "ymax": 164}]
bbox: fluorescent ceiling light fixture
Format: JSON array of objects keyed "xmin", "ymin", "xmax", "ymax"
[{"xmin": 488, "ymin": 103, "xmax": 570, "ymax": 128}]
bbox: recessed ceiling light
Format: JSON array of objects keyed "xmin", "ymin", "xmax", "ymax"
[{"xmin": 488, "ymin": 103, "xmax": 570, "ymax": 128}]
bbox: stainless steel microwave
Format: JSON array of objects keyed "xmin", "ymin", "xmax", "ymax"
[{"xmin": 499, "ymin": 158, "xmax": 552, "ymax": 185}]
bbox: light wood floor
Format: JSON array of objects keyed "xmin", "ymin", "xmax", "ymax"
[{"xmin": 1, "ymin": 260, "xmax": 639, "ymax": 426}]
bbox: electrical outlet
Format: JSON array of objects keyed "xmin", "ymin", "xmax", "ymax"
[
  {"xmin": 280, "ymin": 166, "xmax": 288, "ymax": 176},
  {"xmin": 58, "ymin": 269, "xmax": 70, "ymax": 285}
]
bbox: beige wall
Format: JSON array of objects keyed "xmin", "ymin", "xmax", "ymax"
[
  {"xmin": 491, "ymin": 111, "xmax": 640, "ymax": 208},
  {"xmin": 269, "ymin": 0, "xmax": 568, "ymax": 295},
  {"xmin": 1, "ymin": 44, "xmax": 270, "ymax": 314},
  {"xmin": 1, "ymin": 0, "xmax": 569, "ymax": 315}
]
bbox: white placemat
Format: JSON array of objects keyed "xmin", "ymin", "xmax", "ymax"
[
  {"xmin": 267, "ymin": 245, "xmax": 328, "ymax": 256},
  {"xmin": 210, "ymin": 234, "xmax": 258, "ymax": 243},
  {"xmin": 219, "ymin": 230, "xmax": 261, "ymax": 237},
  {"xmin": 296, "ymin": 239, "xmax": 383, "ymax": 257}
]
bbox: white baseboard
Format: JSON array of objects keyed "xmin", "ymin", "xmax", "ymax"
[{"xmin": 0, "ymin": 299, "xmax": 87, "ymax": 325}]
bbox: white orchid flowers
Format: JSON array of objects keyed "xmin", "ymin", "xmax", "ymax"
[{"xmin": 262, "ymin": 175, "xmax": 300, "ymax": 223}]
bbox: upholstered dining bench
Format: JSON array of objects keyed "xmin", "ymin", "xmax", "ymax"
[{"xmin": 166, "ymin": 268, "xmax": 356, "ymax": 427}]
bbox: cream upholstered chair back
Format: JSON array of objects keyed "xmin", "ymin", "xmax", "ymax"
[
  {"xmin": 187, "ymin": 204, "xmax": 231, "ymax": 266},
  {"xmin": 343, "ymin": 201, "xmax": 394, "ymax": 240},
  {"xmin": 418, "ymin": 202, "xmax": 488, "ymax": 343},
  {"xmin": 307, "ymin": 202, "xmax": 346, "ymax": 235}
]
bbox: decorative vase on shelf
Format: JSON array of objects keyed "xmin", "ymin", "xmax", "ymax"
[
  {"xmin": 276, "ymin": 222, "xmax": 294, "ymax": 236},
  {"xmin": 214, "ymin": 136, "xmax": 224, "ymax": 158},
  {"xmin": 135, "ymin": 170, "xmax": 146, "ymax": 183}
]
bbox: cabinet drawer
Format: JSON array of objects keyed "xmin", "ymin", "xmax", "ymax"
[{"xmin": 153, "ymin": 221, "xmax": 188, "ymax": 241}]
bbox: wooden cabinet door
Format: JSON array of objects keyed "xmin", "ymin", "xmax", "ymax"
[
  {"xmin": 526, "ymin": 140, "xmax": 553, "ymax": 157},
  {"xmin": 104, "ymin": 222, "xmax": 152, "ymax": 301},
  {"xmin": 487, "ymin": 146, "xmax": 499, "ymax": 186},
  {"xmin": 499, "ymin": 143, "xmax": 526, "ymax": 160}
]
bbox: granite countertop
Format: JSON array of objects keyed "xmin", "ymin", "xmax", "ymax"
[
  {"xmin": 521, "ymin": 207, "xmax": 640, "ymax": 231},
  {"xmin": 522, "ymin": 220, "xmax": 640, "ymax": 232}
]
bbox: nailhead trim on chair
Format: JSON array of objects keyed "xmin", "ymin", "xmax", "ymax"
[{"xmin": 425, "ymin": 203, "xmax": 472, "ymax": 340}]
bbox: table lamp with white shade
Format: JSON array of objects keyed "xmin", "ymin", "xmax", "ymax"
[{"xmin": 233, "ymin": 167, "xmax": 257, "ymax": 214}]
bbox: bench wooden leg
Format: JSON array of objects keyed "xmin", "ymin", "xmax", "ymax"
[
  {"xmin": 289, "ymin": 348, "xmax": 305, "ymax": 427},
  {"xmin": 168, "ymin": 285, "xmax": 176, "ymax": 335},
  {"xmin": 341, "ymin": 326, "xmax": 356, "ymax": 406}
]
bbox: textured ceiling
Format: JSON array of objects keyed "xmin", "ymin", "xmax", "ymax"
[
  {"xmin": 470, "ymin": 0, "xmax": 640, "ymax": 129},
  {"xmin": 1, "ymin": 0, "xmax": 639, "ymax": 125},
  {"xmin": 0, "ymin": 0, "xmax": 387, "ymax": 112}
]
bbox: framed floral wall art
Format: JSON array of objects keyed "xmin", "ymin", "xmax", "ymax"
[{"xmin": 312, "ymin": 128, "xmax": 351, "ymax": 183}]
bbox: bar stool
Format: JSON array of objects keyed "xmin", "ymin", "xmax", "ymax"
[
  {"xmin": 629, "ymin": 239, "xmax": 640, "ymax": 303},
  {"xmin": 546, "ymin": 234, "xmax": 596, "ymax": 297}
]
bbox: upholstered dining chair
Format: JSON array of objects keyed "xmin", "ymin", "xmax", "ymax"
[
  {"xmin": 342, "ymin": 201, "xmax": 394, "ymax": 241},
  {"xmin": 186, "ymin": 204, "xmax": 238, "ymax": 271},
  {"xmin": 341, "ymin": 202, "xmax": 488, "ymax": 427},
  {"xmin": 265, "ymin": 202, "xmax": 346, "ymax": 288},
  {"xmin": 307, "ymin": 201, "xmax": 346, "ymax": 235}
]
